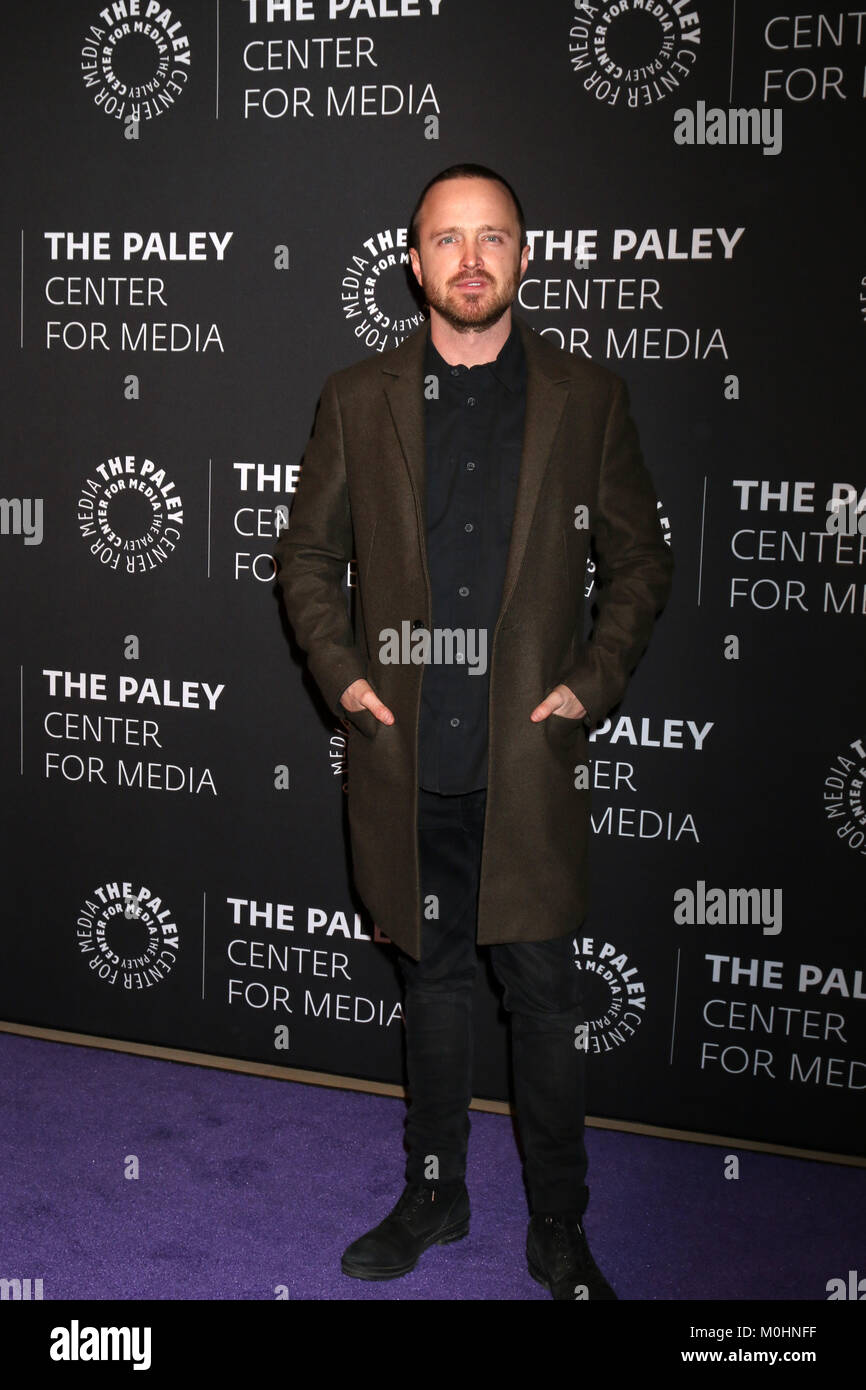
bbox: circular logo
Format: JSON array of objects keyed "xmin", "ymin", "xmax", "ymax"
[
  {"xmin": 77, "ymin": 453, "xmax": 184, "ymax": 573},
  {"xmin": 573, "ymin": 937, "xmax": 647, "ymax": 1052},
  {"xmin": 568, "ymin": 0, "xmax": 700, "ymax": 109},
  {"xmin": 76, "ymin": 881, "xmax": 180, "ymax": 989},
  {"xmin": 340, "ymin": 228, "xmax": 426, "ymax": 353},
  {"xmin": 823, "ymin": 738, "xmax": 866, "ymax": 858},
  {"xmin": 81, "ymin": 4, "xmax": 192, "ymax": 122}
]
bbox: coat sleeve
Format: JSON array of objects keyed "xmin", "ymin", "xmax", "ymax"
[
  {"xmin": 273, "ymin": 373, "xmax": 368, "ymax": 720},
  {"xmin": 559, "ymin": 376, "xmax": 674, "ymax": 728}
]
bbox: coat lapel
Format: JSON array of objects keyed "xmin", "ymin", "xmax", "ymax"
[{"xmin": 380, "ymin": 315, "xmax": 570, "ymax": 620}]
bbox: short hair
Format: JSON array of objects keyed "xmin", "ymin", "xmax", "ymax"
[{"xmin": 407, "ymin": 163, "xmax": 527, "ymax": 254}]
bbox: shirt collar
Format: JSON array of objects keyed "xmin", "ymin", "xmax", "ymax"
[{"xmin": 424, "ymin": 316, "xmax": 525, "ymax": 393}]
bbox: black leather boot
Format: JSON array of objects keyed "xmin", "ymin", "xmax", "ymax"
[
  {"xmin": 341, "ymin": 1180, "xmax": 470, "ymax": 1280},
  {"xmin": 527, "ymin": 1214, "xmax": 618, "ymax": 1300}
]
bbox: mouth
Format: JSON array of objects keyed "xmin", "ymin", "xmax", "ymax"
[{"xmin": 454, "ymin": 278, "xmax": 489, "ymax": 290}]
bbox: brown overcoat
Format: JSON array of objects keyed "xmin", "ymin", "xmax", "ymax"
[{"xmin": 274, "ymin": 315, "xmax": 673, "ymax": 960}]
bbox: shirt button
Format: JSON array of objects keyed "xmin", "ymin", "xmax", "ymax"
[
  {"xmin": 458, "ymin": 585, "xmax": 469, "ymax": 597},
  {"xmin": 450, "ymin": 717, "xmax": 460, "ymax": 728},
  {"xmin": 450, "ymin": 367, "xmax": 459, "ymax": 376},
  {"xmin": 464, "ymin": 522, "xmax": 474, "ymax": 533},
  {"xmin": 466, "ymin": 461, "xmax": 476, "ymax": 471}
]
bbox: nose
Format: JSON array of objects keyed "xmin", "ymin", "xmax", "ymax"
[{"xmin": 460, "ymin": 240, "xmax": 484, "ymax": 269}]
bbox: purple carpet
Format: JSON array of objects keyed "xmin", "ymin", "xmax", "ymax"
[{"xmin": 0, "ymin": 1032, "xmax": 860, "ymax": 1300}]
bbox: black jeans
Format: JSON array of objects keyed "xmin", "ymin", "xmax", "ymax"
[{"xmin": 397, "ymin": 786, "xmax": 589, "ymax": 1216}]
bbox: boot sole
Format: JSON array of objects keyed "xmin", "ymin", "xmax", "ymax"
[{"xmin": 341, "ymin": 1218, "xmax": 470, "ymax": 1281}]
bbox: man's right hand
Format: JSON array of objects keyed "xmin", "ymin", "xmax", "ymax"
[{"xmin": 339, "ymin": 678, "xmax": 395, "ymax": 726}]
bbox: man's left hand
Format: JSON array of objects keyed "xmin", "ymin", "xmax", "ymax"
[{"xmin": 530, "ymin": 684, "xmax": 587, "ymax": 722}]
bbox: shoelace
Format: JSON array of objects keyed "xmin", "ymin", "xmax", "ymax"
[{"xmin": 399, "ymin": 1185, "xmax": 436, "ymax": 1217}]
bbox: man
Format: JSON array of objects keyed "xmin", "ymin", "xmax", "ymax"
[{"xmin": 273, "ymin": 164, "xmax": 673, "ymax": 1300}]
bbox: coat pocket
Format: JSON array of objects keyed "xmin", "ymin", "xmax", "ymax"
[
  {"xmin": 545, "ymin": 709, "xmax": 582, "ymax": 745},
  {"xmin": 544, "ymin": 709, "xmax": 589, "ymax": 790},
  {"xmin": 344, "ymin": 705, "xmax": 381, "ymax": 740}
]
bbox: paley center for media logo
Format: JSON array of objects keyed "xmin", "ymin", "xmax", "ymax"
[
  {"xmin": 340, "ymin": 227, "xmax": 425, "ymax": 353},
  {"xmin": 824, "ymin": 735, "xmax": 866, "ymax": 859},
  {"xmin": 77, "ymin": 453, "xmax": 184, "ymax": 572},
  {"xmin": 572, "ymin": 935, "xmax": 647, "ymax": 1053},
  {"xmin": 76, "ymin": 880, "xmax": 180, "ymax": 990},
  {"xmin": 81, "ymin": 2, "xmax": 192, "ymax": 123},
  {"xmin": 568, "ymin": 0, "xmax": 701, "ymax": 109}
]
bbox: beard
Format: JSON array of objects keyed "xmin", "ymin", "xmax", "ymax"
[{"xmin": 422, "ymin": 261, "xmax": 522, "ymax": 333}]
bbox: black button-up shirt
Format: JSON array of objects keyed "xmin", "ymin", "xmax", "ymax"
[{"xmin": 418, "ymin": 318, "xmax": 527, "ymax": 793}]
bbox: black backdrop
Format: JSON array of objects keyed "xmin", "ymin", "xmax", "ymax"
[{"xmin": 2, "ymin": 0, "xmax": 864, "ymax": 1158}]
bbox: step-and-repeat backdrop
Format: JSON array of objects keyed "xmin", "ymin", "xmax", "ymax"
[{"xmin": 2, "ymin": 1, "xmax": 863, "ymax": 1158}]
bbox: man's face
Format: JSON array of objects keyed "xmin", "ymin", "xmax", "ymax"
[{"xmin": 408, "ymin": 177, "xmax": 529, "ymax": 333}]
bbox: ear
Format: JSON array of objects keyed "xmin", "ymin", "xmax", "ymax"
[{"xmin": 408, "ymin": 247, "xmax": 423, "ymax": 288}]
